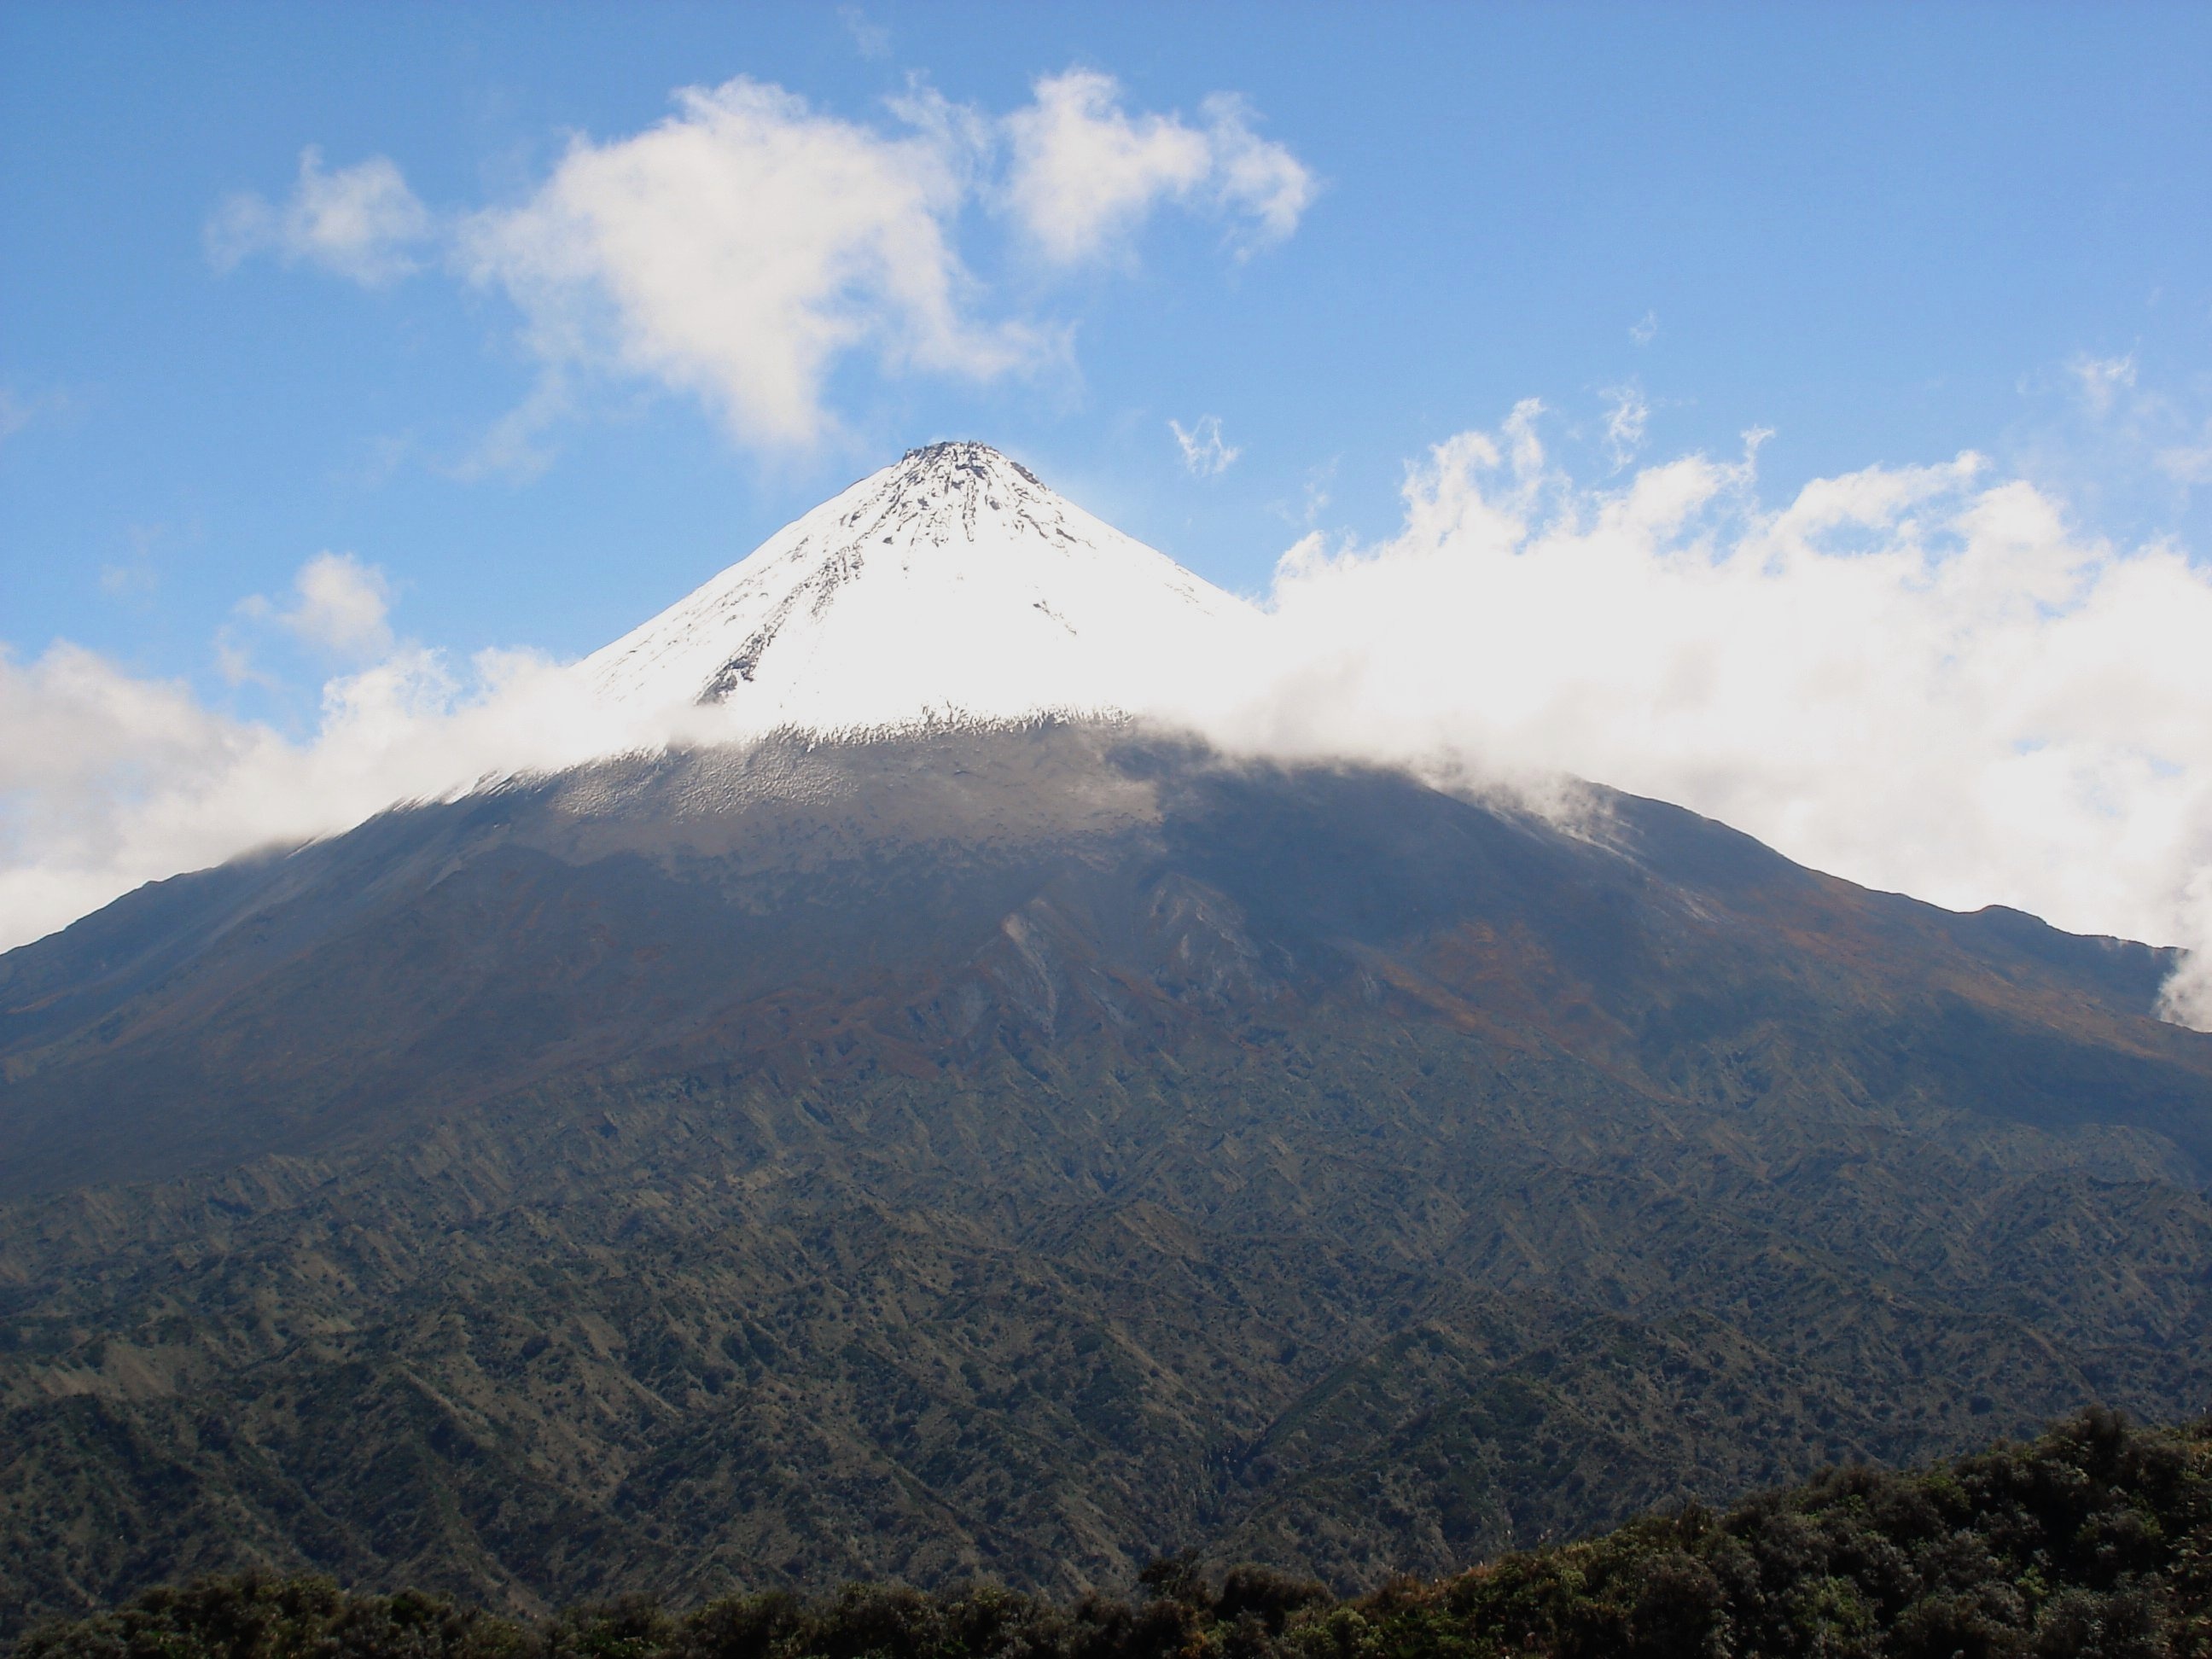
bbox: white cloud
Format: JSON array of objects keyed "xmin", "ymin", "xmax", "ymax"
[
  {"xmin": 1203, "ymin": 409, "xmax": 2212, "ymax": 1027},
  {"xmin": 218, "ymin": 552, "xmax": 395, "ymax": 687},
  {"xmin": 2069, "ymin": 351, "xmax": 2139, "ymax": 417},
  {"xmin": 279, "ymin": 551, "xmax": 395, "ymax": 656},
  {"xmin": 1170, "ymin": 414, "xmax": 1241, "ymax": 476},
  {"xmin": 212, "ymin": 626, "xmax": 269, "ymax": 690},
  {"xmin": 1194, "ymin": 94, "xmax": 1317, "ymax": 248},
  {"xmin": 1599, "ymin": 382, "xmax": 1649, "ymax": 469},
  {"xmin": 207, "ymin": 148, "xmax": 434, "ymax": 285},
  {"xmin": 232, "ymin": 551, "xmax": 395, "ymax": 661},
  {"xmin": 227, "ymin": 73, "xmax": 1311, "ymax": 456},
  {"xmin": 459, "ymin": 79, "xmax": 1042, "ymax": 449},
  {"xmin": 1004, "ymin": 71, "xmax": 1314, "ymax": 265},
  {"xmin": 0, "ymin": 638, "xmax": 666, "ymax": 954},
  {"xmin": 0, "ymin": 643, "xmax": 294, "ymax": 941},
  {"xmin": 1630, "ymin": 311, "xmax": 1658, "ymax": 346}
]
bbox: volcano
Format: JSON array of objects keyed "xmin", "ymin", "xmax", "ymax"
[
  {"xmin": 578, "ymin": 440, "xmax": 1256, "ymax": 728},
  {"xmin": 2, "ymin": 446, "xmax": 2209, "ymax": 1633}
]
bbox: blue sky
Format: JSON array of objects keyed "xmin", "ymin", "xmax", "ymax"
[
  {"xmin": 6, "ymin": 3, "xmax": 2212, "ymax": 990},
  {"xmin": 6, "ymin": 2, "xmax": 2208, "ymax": 717}
]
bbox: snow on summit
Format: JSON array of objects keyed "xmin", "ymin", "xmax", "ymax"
[{"xmin": 580, "ymin": 442, "xmax": 1257, "ymax": 733}]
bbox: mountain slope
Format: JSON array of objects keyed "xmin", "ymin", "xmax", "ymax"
[
  {"xmin": 3, "ymin": 723, "xmax": 2209, "ymax": 1633},
  {"xmin": 2, "ymin": 723, "xmax": 2202, "ymax": 1196},
  {"xmin": 3, "ymin": 445, "xmax": 2209, "ymax": 1633}
]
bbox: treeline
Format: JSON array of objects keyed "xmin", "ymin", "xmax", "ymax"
[{"xmin": 18, "ymin": 1410, "xmax": 2209, "ymax": 1659}]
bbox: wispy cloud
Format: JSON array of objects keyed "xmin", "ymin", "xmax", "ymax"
[
  {"xmin": 1170, "ymin": 414, "xmax": 1241, "ymax": 476},
  {"xmin": 2009, "ymin": 348, "xmax": 2212, "ymax": 525},
  {"xmin": 1269, "ymin": 457, "xmax": 1337, "ymax": 530},
  {"xmin": 441, "ymin": 371, "xmax": 572, "ymax": 484},
  {"xmin": 0, "ymin": 383, "xmax": 84, "ymax": 447},
  {"xmin": 0, "ymin": 387, "xmax": 33, "ymax": 445},
  {"xmin": 1599, "ymin": 381, "xmax": 1649, "ymax": 469},
  {"xmin": 837, "ymin": 5, "xmax": 891, "ymax": 61},
  {"xmin": 2157, "ymin": 428, "xmax": 2212, "ymax": 486},
  {"xmin": 97, "ymin": 524, "xmax": 168, "ymax": 603},
  {"xmin": 207, "ymin": 148, "xmax": 434, "ymax": 285},
  {"xmin": 2069, "ymin": 350, "xmax": 2138, "ymax": 417},
  {"xmin": 276, "ymin": 551, "xmax": 395, "ymax": 656},
  {"xmin": 98, "ymin": 562, "xmax": 158, "ymax": 600},
  {"xmin": 0, "ymin": 637, "xmax": 626, "ymax": 952},
  {"xmin": 1630, "ymin": 310, "xmax": 1658, "ymax": 346}
]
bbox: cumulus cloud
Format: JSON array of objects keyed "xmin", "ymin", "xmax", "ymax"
[
  {"xmin": 224, "ymin": 552, "xmax": 396, "ymax": 683},
  {"xmin": 1170, "ymin": 414, "xmax": 1240, "ymax": 476},
  {"xmin": 207, "ymin": 148, "xmax": 434, "ymax": 284},
  {"xmin": 276, "ymin": 551, "xmax": 395, "ymax": 656},
  {"xmin": 1211, "ymin": 408, "xmax": 2212, "ymax": 1025},
  {"xmin": 225, "ymin": 74, "xmax": 1310, "ymax": 455},
  {"xmin": 1004, "ymin": 71, "xmax": 1313, "ymax": 265},
  {"xmin": 460, "ymin": 79, "xmax": 1040, "ymax": 449}
]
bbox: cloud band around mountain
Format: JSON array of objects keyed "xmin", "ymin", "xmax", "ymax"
[{"xmin": 5, "ymin": 415, "xmax": 2210, "ymax": 1027}]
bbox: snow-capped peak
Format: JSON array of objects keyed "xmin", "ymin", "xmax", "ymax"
[{"xmin": 579, "ymin": 442, "xmax": 1257, "ymax": 731}]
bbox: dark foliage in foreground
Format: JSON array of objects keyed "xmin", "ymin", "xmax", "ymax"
[{"xmin": 18, "ymin": 1410, "xmax": 2211, "ymax": 1659}]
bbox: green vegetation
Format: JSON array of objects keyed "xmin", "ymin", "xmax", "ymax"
[
  {"xmin": 8, "ymin": 731, "xmax": 2212, "ymax": 1633},
  {"xmin": 8, "ymin": 1024, "xmax": 2211, "ymax": 1637},
  {"xmin": 20, "ymin": 1411, "xmax": 2210, "ymax": 1659}
]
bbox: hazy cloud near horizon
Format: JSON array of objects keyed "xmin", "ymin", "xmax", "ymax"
[{"xmin": 4, "ymin": 415, "xmax": 2211, "ymax": 1027}]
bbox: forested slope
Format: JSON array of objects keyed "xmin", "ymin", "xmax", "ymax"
[
  {"xmin": 5, "ymin": 728, "xmax": 2209, "ymax": 1633},
  {"xmin": 16, "ymin": 1411, "xmax": 2208, "ymax": 1658}
]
